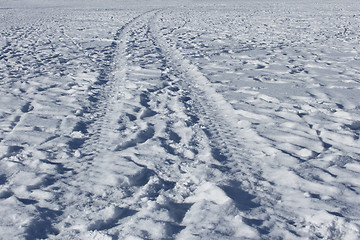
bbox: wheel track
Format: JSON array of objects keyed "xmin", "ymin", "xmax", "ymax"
[
  {"xmin": 61, "ymin": 9, "xmax": 238, "ymax": 238},
  {"xmin": 149, "ymin": 10, "xmax": 308, "ymax": 238},
  {"xmin": 110, "ymin": 11, "xmax": 267, "ymax": 237},
  {"xmin": 151, "ymin": 10, "xmax": 265, "ymax": 188},
  {"xmin": 80, "ymin": 9, "xmax": 161, "ymax": 157},
  {"xmin": 47, "ymin": 9, "xmax": 191, "ymax": 239},
  {"xmin": 0, "ymin": 9, "xmax": 181, "ymax": 240},
  {"xmin": 0, "ymin": 11, "xmax": 159, "ymax": 240}
]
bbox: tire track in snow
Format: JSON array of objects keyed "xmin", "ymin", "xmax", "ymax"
[
  {"xmin": 48, "ymin": 10, "xmax": 193, "ymax": 239},
  {"xmin": 54, "ymin": 9, "xmax": 257, "ymax": 238},
  {"xmin": 57, "ymin": 9, "xmax": 278, "ymax": 238},
  {"xmin": 150, "ymin": 10, "xmax": 309, "ymax": 238},
  {"xmin": 0, "ymin": 9, "xmax": 176, "ymax": 239},
  {"xmin": 78, "ymin": 9, "xmax": 161, "ymax": 151},
  {"xmin": 81, "ymin": 10, "xmax": 201, "ymax": 238},
  {"xmin": 0, "ymin": 11, "xmax": 156, "ymax": 239}
]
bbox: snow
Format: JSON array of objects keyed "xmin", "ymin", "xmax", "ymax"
[{"xmin": 0, "ymin": 0, "xmax": 360, "ymax": 239}]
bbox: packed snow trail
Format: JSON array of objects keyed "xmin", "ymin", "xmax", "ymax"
[{"xmin": 1, "ymin": 1, "xmax": 360, "ymax": 239}]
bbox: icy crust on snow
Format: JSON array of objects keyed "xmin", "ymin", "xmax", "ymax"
[{"xmin": 1, "ymin": 1, "xmax": 360, "ymax": 239}]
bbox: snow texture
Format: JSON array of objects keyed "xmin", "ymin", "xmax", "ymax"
[{"xmin": 0, "ymin": 0, "xmax": 359, "ymax": 239}]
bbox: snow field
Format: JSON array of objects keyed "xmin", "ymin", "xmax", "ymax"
[{"xmin": 0, "ymin": 1, "xmax": 360, "ymax": 239}]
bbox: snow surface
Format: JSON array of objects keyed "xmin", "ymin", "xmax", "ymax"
[{"xmin": 0, "ymin": 0, "xmax": 360, "ymax": 239}]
